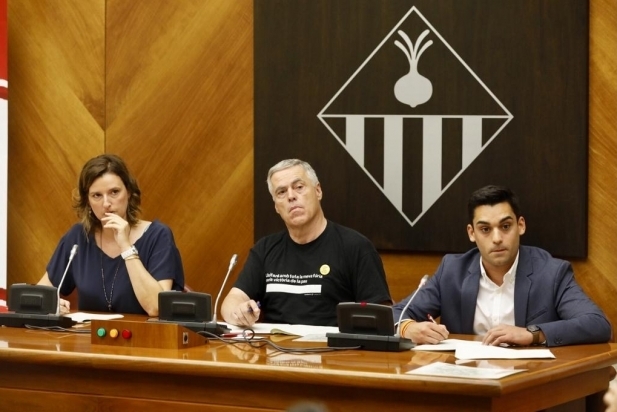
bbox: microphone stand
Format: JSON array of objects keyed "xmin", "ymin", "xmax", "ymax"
[
  {"xmin": 395, "ymin": 274, "xmax": 429, "ymax": 337},
  {"xmin": 56, "ymin": 245, "xmax": 78, "ymax": 315},
  {"xmin": 203, "ymin": 254, "xmax": 238, "ymax": 335}
]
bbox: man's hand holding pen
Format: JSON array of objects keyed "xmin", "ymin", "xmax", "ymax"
[
  {"xmin": 232, "ymin": 300, "xmax": 261, "ymax": 327},
  {"xmin": 401, "ymin": 314, "xmax": 449, "ymax": 344}
]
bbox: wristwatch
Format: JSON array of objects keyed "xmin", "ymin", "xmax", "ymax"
[
  {"xmin": 121, "ymin": 245, "xmax": 139, "ymax": 260},
  {"xmin": 526, "ymin": 324, "xmax": 541, "ymax": 345}
]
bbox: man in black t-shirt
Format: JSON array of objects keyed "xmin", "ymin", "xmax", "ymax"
[{"xmin": 221, "ymin": 159, "xmax": 392, "ymax": 326}]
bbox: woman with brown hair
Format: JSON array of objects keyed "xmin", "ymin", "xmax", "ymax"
[{"xmin": 38, "ymin": 154, "xmax": 184, "ymax": 316}]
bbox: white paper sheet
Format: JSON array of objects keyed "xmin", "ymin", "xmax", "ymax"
[
  {"xmin": 406, "ymin": 361, "xmax": 526, "ymax": 379},
  {"xmin": 293, "ymin": 334, "xmax": 329, "ymax": 342},
  {"xmin": 67, "ymin": 312, "xmax": 124, "ymax": 323},
  {"xmin": 266, "ymin": 349, "xmax": 323, "ymax": 367},
  {"xmin": 455, "ymin": 344, "xmax": 555, "ymax": 360},
  {"xmin": 413, "ymin": 338, "xmax": 483, "ymax": 351}
]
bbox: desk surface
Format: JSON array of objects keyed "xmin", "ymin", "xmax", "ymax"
[{"xmin": 0, "ymin": 318, "xmax": 615, "ymax": 412}]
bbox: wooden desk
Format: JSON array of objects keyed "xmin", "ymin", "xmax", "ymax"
[{"xmin": 0, "ymin": 321, "xmax": 615, "ymax": 412}]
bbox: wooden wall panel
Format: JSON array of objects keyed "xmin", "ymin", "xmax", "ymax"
[
  {"xmin": 7, "ymin": 0, "xmax": 105, "ymax": 284},
  {"xmin": 6, "ymin": 0, "xmax": 616, "ymax": 332},
  {"xmin": 581, "ymin": 0, "xmax": 617, "ymax": 335},
  {"xmin": 104, "ymin": 0, "xmax": 254, "ymax": 303}
]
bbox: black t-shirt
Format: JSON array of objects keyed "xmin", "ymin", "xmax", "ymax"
[{"xmin": 233, "ymin": 221, "xmax": 392, "ymax": 326}]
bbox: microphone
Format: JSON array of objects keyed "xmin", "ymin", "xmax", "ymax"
[
  {"xmin": 156, "ymin": 254, "xmax": 238, "ymax": 336},
  {"xmin": 212, "ymin": 253, "xmax": 238, "ymax": 324},
  {"xmin": 0, "ymin": 245, "xmax": 79, "ymax": 329},
  {"xmin": 55, "ymin": 244, "xmax": 79, "ymax": 315},
  {"xmin": 326, "ymin": 275, "xmax": 430, "ymax": 352},
  {"xmin": 200, "ymin": 253, "xmax": 238, "ymax": 335},
  {"xmin": 395, "ymin": 274, "xmax": 430, "ymax": 337}
]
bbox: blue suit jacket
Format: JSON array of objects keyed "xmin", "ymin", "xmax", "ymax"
[{"xmin": 392, "ymin": 246, "xmax": 612, "ymax": 346}]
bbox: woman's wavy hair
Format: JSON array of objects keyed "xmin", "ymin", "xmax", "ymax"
[{"xmin": 73, "ymin": 154, "xmax": 142, "ymax": 235}]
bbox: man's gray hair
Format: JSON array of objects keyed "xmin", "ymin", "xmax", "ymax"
[{"xmin": 267, "ymin": 159, "xmax": 320, "ymax": 195}]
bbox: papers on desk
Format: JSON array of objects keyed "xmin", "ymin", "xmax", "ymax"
[
  {"xmin": 266, "ymin": 348, "xmax": 323, "ymax": 368},
  {"xmin": 407, "ymin": 362, "xmax": 526, "ymax": 379},
  {"xmin": 455, "ymin": 344, "xmax": 555, "ymax": 360},
  {"xmin": 67, "ymin": 312, "xmax": 124, "ymax": 324},
  {"xmin": 228, "ymin": 323, "xmax": 339, "ymax": 338},
  {"xmin": 294, "ymin": 334, "xmax": 329, "ymax": 343},
  {"xmin": 413, "ymin": 338, "xmax": 555, "ymax": 360},
  {"xmin": 413, "ymin": 339, "xmax": 482, "ymax": 352}
]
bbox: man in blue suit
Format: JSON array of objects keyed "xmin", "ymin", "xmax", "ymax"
[{"xmin": 392, "ymin": 185, "xmax": 611, "ymax": 347}]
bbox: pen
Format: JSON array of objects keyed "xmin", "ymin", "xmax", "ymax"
[
  {"xmin": 247, "ymin": 301, "xmax": 261, "ymax": 314},
  {"xmin": 427, "ymin": 314, "xmax": 437, "ymax": 324},
  {"xmin": 221, "ymin": 333, "xmax": 240, "ymax": 338}
]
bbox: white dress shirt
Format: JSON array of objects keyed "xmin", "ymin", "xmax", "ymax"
[{"xmin": 473, "ymin": 252, "xmax": 520, "ymax": 335}]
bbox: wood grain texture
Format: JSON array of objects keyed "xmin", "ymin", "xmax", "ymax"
[
  {"xmin": 7, "ymin": 0, "xmax": 105, "ymax": 283},
  {"xmin": 582, "ymin": 0, "xmax": 617, "ymax": 339},
  {"xmin": 7, "ymin": 0, "xmax": 253, "ymax": 317},
  {"xmin": 0, "ymin": 391, "xmax": 267, "ymax": 412},
  {"xmin": 1, "ymin": 326, "xmax": 616, "ymax": 411},
  {"xmin": 104, "ymin": 0, "xmax": 254, "ymax": 304},
  {"xmin": 6, "ymin": 0, "xmax": 616, "ymax": 334}
]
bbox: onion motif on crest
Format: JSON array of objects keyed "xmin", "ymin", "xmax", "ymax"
[{"xmin": 394, "ymin": 29, "xmax": 434, "ymax": 108}]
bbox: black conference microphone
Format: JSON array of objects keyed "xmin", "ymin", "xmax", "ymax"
[
  {"xmin": 157, "ymin": 254, "xmax": 238, "ymax": 336},
  {"xmin": 203, "ymin": 253, "xmax": 238, "ymax": 335},
  {"xmin": 55, "ymin": 244, "xmax": 79, "ymax": 315},
  {"xmin": 326, "ymin": 275, "xmax": 430, "ymax": 352},
  {"xmin": 395, "ymin": 274, "xmax": 430, "ymax": 337},
  {"xmin": 0, "ymin": 244, "xmax": 78, "ymax": 329}
]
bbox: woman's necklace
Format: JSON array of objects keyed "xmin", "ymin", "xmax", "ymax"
[{"xmin": 100, "ymin": 230, "xmax": 124, "ymax": 312}]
